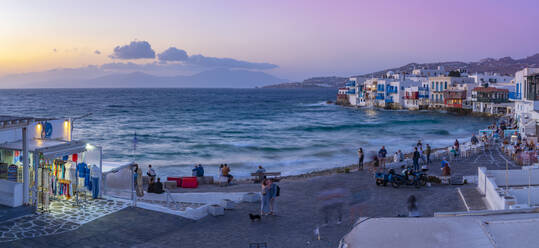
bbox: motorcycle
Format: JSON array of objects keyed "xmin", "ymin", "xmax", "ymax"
[{"xmin": 391, "ymin": 167, "xmax": 425, "ymax": 188}]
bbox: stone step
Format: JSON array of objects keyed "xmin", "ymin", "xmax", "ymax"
[{"xmin": 457, "ymin": 187, "xmax": 487, "ymax": 211}]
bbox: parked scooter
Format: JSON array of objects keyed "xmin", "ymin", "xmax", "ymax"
[{"xmin": 391, "ymin": 167, "xmax": 424, "ymax": 188}]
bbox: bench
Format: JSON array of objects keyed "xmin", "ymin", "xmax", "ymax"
[{"xmin": 250, "ymin": 172, "xmax": 281, "ymax": 183}]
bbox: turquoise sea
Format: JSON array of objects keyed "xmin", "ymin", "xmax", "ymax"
[{"xmin": 0, "ymin": 88, "xmax": 492, "ymax": 177}]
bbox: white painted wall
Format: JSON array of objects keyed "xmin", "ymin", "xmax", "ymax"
[
  {"xmin": 0, "ymin": 179, "xmax": 23, "ymax": 207},
  {"xmin": 0, "ymin": 119, "xmax": 71, "ymax": 144}
]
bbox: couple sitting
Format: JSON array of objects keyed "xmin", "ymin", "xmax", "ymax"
[{"xmin": 148, "ymin": 177, "xmax": 164, "ymax": 194}]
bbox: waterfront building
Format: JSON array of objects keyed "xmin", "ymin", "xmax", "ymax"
[
  {"xmin": 345, "ymin": 78, "xmax": 357, "ymax": 106},
  {"xmin": 404, "ymin": 81, "xmax": 430, "ymax": 110},
  {"xmin": 443, "ymin": 88, "xmax": 467, "ymax": 109},
  {"xmin": 336, "ymin": 87, "xmax": 349, "ymax": 105},
  {"xmin": 513, "ymin": 68, "xmax": 539, "ymax": 137},
  {"xmin": 428, "ymin": 76, "xmax": 475, "ymax": 108},
  {"xmin": 471, "ymin": 87, "xmax": 510, "ymax": 115}
]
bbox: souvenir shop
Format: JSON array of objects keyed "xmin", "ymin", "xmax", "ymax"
[{"xmin": 0, "ymin": 140, "xmax": 102, "ymax": 211}]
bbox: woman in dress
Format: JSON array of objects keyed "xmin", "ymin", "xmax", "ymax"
[{"xmin": 260, "ymin": 179, "xmax": 271, "ymax": 216}]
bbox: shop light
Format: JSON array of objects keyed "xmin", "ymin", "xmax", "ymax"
[
  {"xmin": 36, "ymin": 123, "xmax": 42, "ymax": 131},
  {"xmin": 85, "ymin": 143, "xmax": 94, "ymax": 151},
  {"xmin": 64, "ymin": 120, "xmax": 69, "ymax": 128}
]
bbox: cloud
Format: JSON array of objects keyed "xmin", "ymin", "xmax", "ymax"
[
  {"xmin": 157, "ymin": 47, "xmax": 188, "ymax": 62},
  {"xmin": 156, "ymin": 46, "xmax": 278, "ymax": 70},
  {"xmin": 186, "ymin": 54, "xmax": 278, "ymax": 70},
  {"xmin": 109, "ymin": 40, "xmax": 155, "ymax": 59},
  {"xmin": 94, "ymin": 50, "xmax": 101, "ymax": 55}
]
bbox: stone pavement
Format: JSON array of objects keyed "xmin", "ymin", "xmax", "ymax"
[
  {"xmin": 0, "ymin": 198, "xmax": 128, "ymax": 243},
  {"xmin": 428, "ymin": 145, "xmax": 519, "ymax": 177},
  {"xmin": 2, "ymin": 169, "xmax": 467, "ymax": 248}
]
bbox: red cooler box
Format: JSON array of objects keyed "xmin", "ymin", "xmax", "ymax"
[
  {"xmin": 181, "ymin": 177, "xmax": 198, "ymax": 188},
  {"xmin": 167, "ymin": 177, "xmax": 182, "ymax": 187}
]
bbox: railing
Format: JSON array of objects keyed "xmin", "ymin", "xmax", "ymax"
[
  {"xmin": 509, "ymin": 92, "xmax": 521, "ymax": 100},
  {"xmin": 385, "ymin": 98, "xmax": 394, "ymax": 103},
  {"xmin": 375, "ymin": 93, "xmax": 385, "ymax": 100},
  {"xmin": 347, "ymin": 89, "xmax": 356, "ymax": 94}
]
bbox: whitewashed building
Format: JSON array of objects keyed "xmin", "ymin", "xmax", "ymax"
[
  {"xmin": 513, "ymin": 68, "xmax": 539, "ymax": 137},
  {"xmin": 469, "ymin": 72, "xmax": 513, "ymax": 85}
]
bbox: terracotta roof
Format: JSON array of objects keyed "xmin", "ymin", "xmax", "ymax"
[{"xmin": 472, "ymin": 87, "xmax": 509, "ymax": 93}]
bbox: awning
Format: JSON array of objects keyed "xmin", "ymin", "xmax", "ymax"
[{"xmin": 35, "ymin": 140, "xmax": 87, "ymax": 160}]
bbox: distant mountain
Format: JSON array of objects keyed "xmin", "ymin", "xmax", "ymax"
[
  {"xmin": 262, "ymin": 76, "xmax": 349, "ymax": 89},
  {"xmin": 355, "ymin": 53, "xmax": 539, "ymax": 78},
  {"xmin": 263, "ymin": 53, "xmax": 539, "ymax": 89},
  {"xmin": 0, "ymin": 68, "xmax": 286, "ymax": 88}
]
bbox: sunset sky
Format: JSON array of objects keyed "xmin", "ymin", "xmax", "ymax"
[{"xmin": 1, "ymin": 0, "xmax": 538, "ymax": 81}]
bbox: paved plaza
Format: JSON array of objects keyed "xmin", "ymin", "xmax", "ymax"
[{"xmin": 0, "ymin": 146, "xmax": 526, "ymax": 247}]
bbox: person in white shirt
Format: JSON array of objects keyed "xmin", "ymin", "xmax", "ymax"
[
  {"xmin": 147, "ymin": 164, "xmax": 156, "ymax": 181},
  {"xmin": 393, "ymin": 152, "xmax": 399, "ymax": 163}
]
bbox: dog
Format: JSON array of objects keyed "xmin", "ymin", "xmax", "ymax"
[{"xmin": 249, "ymin": 213, "xmax": 261, "ymax": 222}]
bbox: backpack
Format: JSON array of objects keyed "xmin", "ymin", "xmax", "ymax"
[{"xmin": 275, "ymin": 185, "xmax": 280, "ymax": 197}]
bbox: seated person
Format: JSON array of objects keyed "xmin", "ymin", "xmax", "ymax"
[
  {"xmin": 441, "ymin": 159, "xmax": 451, "ymax": 176},
  {"xmin": 196, "ymin": 164, "xmax": 204, "ymax": 177},
  {"xmin": 152, "ymin": 178, "xmax": 164, "ymax": 194},
  {"xmin": 222, "ymin": 164, "xmax": 233, "ymax": 184},
  {"xmin": 255, "ymin": 165, "xmax": 266, "ymax": 182}
]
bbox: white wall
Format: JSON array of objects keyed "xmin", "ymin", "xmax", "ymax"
[
  {"xmin": 0, "ymin": 179, "xmax": 23, "ymax": 207},
  {"xmin": 0, "ymin": 119, "xmax": 71, "ymax": 144}
]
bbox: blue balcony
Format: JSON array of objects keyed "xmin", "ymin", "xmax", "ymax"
[
  {"xmin": 418, "ymin": 94, "xmax": 429, "ymax": 99},
  {"xmin": 345, "ymin": 81, "xmax": 356, "ymax": 87},
  {"xmin": 377, "ymin": 85, "xmax": 385, "ymax": 91},
  {"xmin": 386, "ymin": 86, "xmax": 398, "ymax": 94},
  {"xmin": 347, "ymin": 89, "xmax": 356, "ymax": 94},
  {"xmin": 385, "ymin": 98, "xmax": 394, "ymax": 103},
  {"xmin": 375, "ymin": 93, "xmax": 385, "ymax": 100},
  {"xmin": 509, "ymin": 92, "xmax": 521, "ymax": 100}
]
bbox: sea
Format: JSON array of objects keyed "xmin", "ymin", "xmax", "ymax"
[{"xmin": 0, "ymin": 88, "xmax": 493, "ymax": 177}]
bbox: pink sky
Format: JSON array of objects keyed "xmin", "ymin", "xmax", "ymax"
[{"xmin": 0, "ymin": 0, "xmax": 538, "ymax": 80}]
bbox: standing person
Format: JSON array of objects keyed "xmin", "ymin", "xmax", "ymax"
[
  {"xmin": 412, "ymin": 147, "xmax": 420, "ymax": 172},
  {"xmin": 454, "ymin": 139, "xmax": 460, "ymax": 152},
  {"xmin": 318, "ymin": 186, "xmax": 348, "ymax": 226},
  {"xmin": 191, "ymin": 164, "xmax": 198, "ymax": 176},
  {"xmin": 260, "ymin": 179, "xmax": 271, "ymax": 216},
  {"xmin": 146, "ymin": 164, "xmax": 156, "ymax": 182},
  {"xmin": 393, "ymin": 152, "xmax": 399, "ymax": 163},
  {"xmin": 269, "ymin": 179, "xmax": 279, "ymax": 215},
  {"xmin": 378, "ymin": 146, "xmax": 387, "ymax": 169},
  {"xmin": 426, "ymin": 144, "xmax": 432, "ymax": 165},
  {"xmin": 419, "ymin": 147, "xmax": 426, "ymax": 165},
  {"xmin": 471, "ymin": 134, "xmax": 479, "ymax": 145},
  {"xmin": 398, "ymin": 150, "xmax": 404, "ymax": 162},
  {"xmin": 357, "ymin": 148, "xmax": 364, "ymax": 170},
  {"xmin": 407, "ymin": 195, "xmax": 420, "ymax": 217},
  {"xmin": 417, "ymin": 140, "xmax": 423, "ymax": 149}
]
